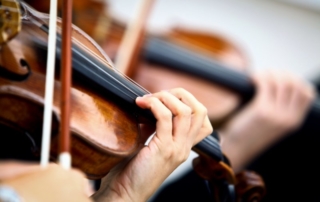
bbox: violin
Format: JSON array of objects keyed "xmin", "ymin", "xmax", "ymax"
[
  {"xmin": 0, "ymin": 1, "xmax": 149, "ymax": 179},
  {"xmin": 0, "ymin": 2, "xmax": 267, "ymax": 202},
  {"xmin": 0, "ymin": 0, "xmax": 219, "ymax": 182},
  {"xmin": 23, "ymin": 0, "xmax": 110, "ymax": 45},
  {"xmin": 98, "ymin": 18, "xmax": 320, "ymax": 131},
  {"xmin": 21, "ymin": 0, "xmax": 248, "ymax": 125},
  {"xmin": 90, "ymin": 2, "xmax": 268, "ymax": 201},
  {"xmin": 88, "ymin": 4, "xmax": 320, "ymax": 201},
  {"xmin": 0, "ymin": 1, "xmax": 270, "ymax": 201},
  {"xmin": 62, "ymin": 1, "xmax": 319, "ymax": 201},
  {"xmin": 22, "ymin": 0, "xmax": 320, "ymax": 131}
]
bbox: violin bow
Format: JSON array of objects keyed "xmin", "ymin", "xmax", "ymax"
[
  {"xmin": 114, "ymin": 0, "xmax": 155, "ymax": 76},
  {"xmin": 59, "ymin": 0, "xmax": 73, "ymax": 169},
  {"xmin": 40, "ymin": 0, "xmax": 73, "ymax": 169},
  {"xmin": 40, "ymin": 0, "xmax": 58, "ymax": 167}
]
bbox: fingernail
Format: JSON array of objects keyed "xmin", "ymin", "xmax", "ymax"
[{"xmin": 143, "ymin": 94, "xmax": 152, "ymax": 97}]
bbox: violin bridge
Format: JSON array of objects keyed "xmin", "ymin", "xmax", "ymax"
[{"xmin": 0, "ymin": 0, "xmax": 21, "ymax": 45}]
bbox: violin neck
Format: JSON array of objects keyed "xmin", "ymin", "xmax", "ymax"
[
  {"xmin": 193, "ymin": 132, "xmax": 223, "ymax": 162},
  {"xmin": 143, "ymin": 37, "xmax": 320, "ymax": 132},
  {"xmin": 36, "ymin": 26, "xmax": 227, "ymax": 165},
  {"xmin": 143, "ymin": 37, "xmax": 255, "ymax": 104},
  {"xmin": 37, "ymin": 25, "xmax": 154, "ymax": 121}
]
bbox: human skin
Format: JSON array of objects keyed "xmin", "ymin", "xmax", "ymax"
[
  {"xmin": 0, "ymin": 162, "xmax": 93, "ymax": 202},
  {"xmin": 0, "ymin": 88, "xmax": 212, "ymax": 202},
  {"xmin": 92, "ymin": 88, "xmax": 212, "ymax": 202},
  {"xmin": 220, "ymin": 71, "xmax": 315, "ymax": 173}
]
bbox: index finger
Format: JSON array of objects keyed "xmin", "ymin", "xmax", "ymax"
[{"xmin": 168, "ymin": 88, "xmax": 213, "ymax": 145}]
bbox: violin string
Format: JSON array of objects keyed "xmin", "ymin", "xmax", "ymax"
[
  {"xmin": 71, "ymin": 36, "xmax": 150, "ymax": 95},
  {"xmin": 28, "ymin": 16, "xmax": 149, "ymax": 99},
  {"xmin": 44, "ymin": 12, "xmax": 150, "ymax": 97},
  {"xmin": 41, "ymin": 6, "xmax": 150, "ymax": 96},
  {"xmin": 0, "ymin": 2, "xmax": 119, "ymax": 25},
  {"xmin": 21, "ymin": 2, "xmax": 150, "ymax": 98},
  {"xmin": 117, "ymin": 70, "xmax": 151, "ymax": 94},
  {"xmin": 72, "ymin": 38, "xmax": 150, "ymax": 96}
]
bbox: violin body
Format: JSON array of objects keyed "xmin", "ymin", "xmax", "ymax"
[
  {"xmin": 0, "ymin": 2, "xmax": 266, "ymax": 201},
  {"xmin": 0, "ymin": 3, "xmax": 143, "ymax": 179}
]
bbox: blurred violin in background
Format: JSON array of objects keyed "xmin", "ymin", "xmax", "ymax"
[
  {"xmin": 2, "ymin": 0, "xmax": 320, "ymax": 201},
  {"xmin": 13, "ymin": 0, "xmax": 268, "ymax": 201},
  {"xmin": 24, "ymin": 0, "xmax": 251, "ymax": 125},
  {"xmin": 90, "ymin": 2, "xmax": 320, "ymax": 202},
  {"xmin": 26, "ymin": 0, "xmax": 319, "ymax": 129}
]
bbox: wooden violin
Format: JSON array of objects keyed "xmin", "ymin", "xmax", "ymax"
[
  {"xmin": 0, "ymin": 0, "xmax": 150, "ymax": 179},
  {"xmin": 0, "ymin": 0, "xmax": 223, "ymax": 185},
  {"xmin": 0, "ymin": 1, "xmax": 269, "ymax": 201}
]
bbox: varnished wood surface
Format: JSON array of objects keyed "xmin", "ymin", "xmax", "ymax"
[{"xmin": 0, "ymin": 14, "xmax": 142, "ymax": 179}]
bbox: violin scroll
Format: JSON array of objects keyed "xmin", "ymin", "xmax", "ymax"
[
  {"xmin": 193, "ymin": 152, "xmax": 265, "ymax": 202},
  {"xmin": 235, "ymin": 171, "xmax": 266, "ymax": 202},
  {"xmin": 0, "ymin": 0, "xmax": 21, "ymax": 44}
]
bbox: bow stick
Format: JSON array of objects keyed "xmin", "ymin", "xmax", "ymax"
[
  {"xmin": 114, "ymin": 0, "xmax": 155, "ymax": 76},
  {"xmin": 59, "ymin": 0, "xmax": 73, "ymax": 169},
  {"xmin": 40, "ymin": 0, "xmax": 58, "ymax": 167},
  {"xmin": 40, "ymin": 0, "xmax": 73, "ymax": 169}
]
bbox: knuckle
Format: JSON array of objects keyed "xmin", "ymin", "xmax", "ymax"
[
  {"xmin": 178, "ymin": 105, "xmax": 192, "ymax": 117},
  {"xmin": 175, "ymin": 87, "xmax": 187, "ymax": 93},
  {"xmin": 159, "ymin": 90, "xmax": 170, "ymax": 97},
  {"xmin": 171, "ymin": 87, "xmax": 188, "ymax": 97},
  {"xmin": 159, "ymin": 109, "xmax": 172, "ymax": 121},
  {"xmin": 147, "ymin": 97, "xmax": 158, "ymax": 106},
  {"xmin": 206, "ymin": 124, "xmax": 214, "ymax": 135},
  {"xmin": 201, "ymin": 119, "xmax": 213, "ymax": 136},
  {"xmin": 198, "ymin": 104, "xmax": 208, "ymax": 116},
  {"xmin": 193, "ymin": 104, "xmax": 207, "ymax": 118},
  {"xmin": 155, "ymin": 90, "xmax": 170, "ymax": 100}
]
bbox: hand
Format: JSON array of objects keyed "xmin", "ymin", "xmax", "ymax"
[
  {"xmin": 0, "ymin": 161, "xmax": 92, "ymax": 202},
  {"xmin": 92, "ymin": 88, "xmax": 212, "ymax": 202},
  {"xmin": 220, "ymin": 71, "xmax": 315, "ymax": 173},
  {"xmin": 0, "ymin": 161, "xmax": 40, "ymax": 180}
]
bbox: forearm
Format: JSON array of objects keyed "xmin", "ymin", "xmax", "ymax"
[{"xmin": 220, "ymin": 122, "xmax": 284, "ymax": 173}]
